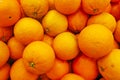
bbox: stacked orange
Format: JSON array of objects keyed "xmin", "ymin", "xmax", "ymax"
[{"xmin": 1, "ymin": 0, "xmax": 120, "ymax": 80}]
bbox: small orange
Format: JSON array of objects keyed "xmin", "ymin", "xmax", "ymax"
[
  {"xmin": 46, "ymin": 58, "xmax": 70, "ymax": 80},
  {"xmin": 8, "ymin": 37, "xmax": 25, "ymax": 60},
  {"xmin": 82, "ymin": 0, "xmax": 111, "ymax": 15},
  {"xmin": 68, "ymin": 10, "xmax": 89, "ymax": 33},
  {"xmin": 53, "ymin": 32, "xmax": 79, "ymax": 60},
  {"xmin": 97, "ymin": 49, "xmax": 120, "ymax": 80},
  {"xmin": 87, "ymin": 12, "xmax": 116, "ymax": 33},
  {"xmin": 14, "ymin": 17, "xmax": 44, "ymax": 45},
  {"xmin": 54, "ymin": 0, "xmax": 81, "ymax": 15},
  {"xmin": 10, "ymin": 58, "xmax": 39, "ymax": 80},
  {"xmin": 42, "ymin": 34, "xmax": 53, "ymax": 46},
  {"xmin": 78, "ymin": 24, "xmax": 114, "ymax": 59},
  {"xmin": 42, "ymin": 10, "xmax": 68, "ymax": 37},
  {"xmin": 0, "ymin": 27, "xmax": 13, "ymax": 42},
  {"xmin": 20, "ymin": 0, "xmax": 49, "ymax": 19},
  {"xmin": 23, "ymin": 41, "xmax": 55, "ymax": 75},
  {"xmin": 0, "ymin": 41, "xmax": 9, "ymax": 67},
  {"xmin": 72, "ymin": 55, "xmax": 99, "ymax": 80},
  {"xmin": 61, "ymin": 73, "xmax": 85, "ymax": 80},
  {"xmin": 0, "ymin": 63, "xmax": 10, "ymax": 80},
  {"xmin": 0, "ymin": 0, "xmax": 21, "ymax": 27}
]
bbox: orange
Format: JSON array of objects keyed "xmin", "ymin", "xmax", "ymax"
[
  {"xmin": 0, "ymin": 63, "xmax": 10, "ymax": 80},
  {"xmin": 61, "ymin": 73, "xmax": 85, "ymax": 80},
  {"xmin": 42, "ymin": 10, "xmax": 68, "ymax": 37},
  {"xmin": 110, "ymin": 3, "xmax": 120, "ymax": 21},
  {"xmin": 14, "ymin": 17, "xmax": 44, "ymax": 45},
  {"xmin": 97, "ymin": 49, "xmax": 120, "ymax": 80},
  {"xmin": 72, "ymin": 55, "xmax": 98, "ymax": 80},
  {"xmin": 0, "ymin": 41, "xmax": 9, "ymax": 67},
  {"xmin": 53, "ymin": 32, "xmax": 79, "ymax": 60},
  {"xmin": 47, "ymin": 0, "xmax": 55, "ymax": 10},
  {"xmin": 68, "ymin": 10, "xmax": 89, "ymax": 33},
  {"xmin": 78, "ymin": 24, "xmax": 114, "ymax": 59},
  {"xmin": 0, "ymin": 0, "xmax": 21, "ymax": 27},
  {"xmin": 20, "ymin": 0, "xmax": 49, "ymax": 19},
  {"xmin": 87, "ymin": 12, "xmax": 116, "ymax": 33},
  {"xmin": 8, "ymin": 37, "xmax": 25, "ymax": 60},
  {"xmin": 46, "ymin": 58, "xmax": 70, "ymax": 80},
  {"xmin": 54, "ymin": 0, "xmax": 81, "ymax": 15},
  {"xmin": 10, "ymin": 58, "xmax": 38, "ymax": 80},
  {"xmin": 0, "ymin": 27, "xmax": 13, "ymax": 42},
  {"xmin": 82, "ymin": 0, "xmax": 111, "ymax": 15},
  {"xmin": 104, "ymin": 4, "xmax": 111, "ymax": 13},
  {"xmin": 42, "ymin": 34, "xmax": 53, "ymax": 46},
  {"xmin": 114, "ymin": 20, "xmax": 120, "ymax": 42},
  {"xmin": 23, "ymin": 41, "xmax": 55, "ymax": 75}
]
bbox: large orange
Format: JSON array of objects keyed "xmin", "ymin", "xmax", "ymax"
[
  {"xmin": 61, "ymin": 73, "xmax": 85, "ymax": 80},
  {"xmin": 87, "ymin": 12, "xmax": 116, "ymax": 33},
  {"xmin": 54, "ymin": 0, "xmax": 81, "ymax": 15},
  {"xmin": 97, "ymin": 49, "xmax": 120, "ymax": 80},
  {"xmin": 8, "ymin": 37, "xmax": 25, "ymax": 60},
  {"xmin": 0, "ymin": 0, "xmax": 21, "ymax": 27},
  {"xmin": 53, "ymin": 32, "xmax": 79, "ymax": 60},
  {"xmin": 0, "ymin": 63, "xmax": 10, "ymax": 80},
  {"xmin": 46, "ymin": 59, "xmax": 70, "ymax": 80},
  {"xmin": 82, "ymin": 0, "xmax": 111, "ymax": 15},
  {"xmin": 10, "ymin": 58, "xmax": 38, "ymax": 80},
  {"xmin": 42, "ymin": 10, "xmax": 68, "ymax": 37},
  {"xmin": 14, "ymin": 17, "xmax": 44, "ymax": 45},
  {"xmin": 23, "ymin": 41, "xmax": 55, "ymax": 75},
  {"xmin": 0, "ymin": 41, "xmax": 9, "ymax": 67},
  {"xmin": 20, "ymin": 0, "xmax": 49, "ymax": 19},
  {"xmin": 68, "ymin": 10, "xmax": 89, "ymax": 33},
  {"xmin": 78, "ymin": 24, "xmax": 114, "ymax": 59},
  {"xmin": 72, "ymin": 55, "xmax": 98, "ymax": 80},
  {"xmin": 114, "ymin": 20, "xmax": 120, "ymax": 42}
]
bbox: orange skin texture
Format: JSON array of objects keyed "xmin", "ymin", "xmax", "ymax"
[
  {"xmin": 8, "ymin": 37, "xmax": 25, "ymax": 60},
  {"xmin": 10, "ymin": 58, "xmax": 39, "ymax": 80},
  {"xmin": 22, "ymin": 41, "xmax": 55, "ymax": 75},
  {"xmin": 0, "ymin": 27, "xmax": 13, "ymax": 42},
  {"xmin": 68, "ymin": 10, "xmax": 89, "ymax": 33},
  {"xmin": 111, "ymin": 0, "xmax": 120, "ymax": 2},
  {"xmin": 110, "ymin": 3, "xmax": 120, "ymax": 21},
  {"xmin": 72, "ymin": 55, "xmax": 99, "ymax": 80},
  {"xmin": 0, "ymin": 63, "xmax": 10, "ymax": 80},
  {"xmin": 78, "ymin": 24, "xmax": 114, "ymax": 59},
  {"xmin": 0, "ymin": 0, "xmax": 21, "ymax": 27},
  {"xmin": 20, "ymin": 0, "xmax": 49, "ymax": 19},
  {"xmin": 82, "ymin": 0, "xmax": 111, "ymax": 15},
  {"xmin": 42, "ymin": 10, "xmax": 68, "ymax": 37},
  {"xmin": 0, "ymin": 41, "xmax": 10, "ymax": 67},
  {"xmin": 61, "ymin": 73, "xmax": 85, "ymax": 80},
  {"xmin": 54, "ymin": 0, "xmax": 81, "ymax": 15},
  {"xmin": 46, "ymin": 59, "xmax": 70, "ymax": 80},
  {"xmin": 87, "ymin": 12, "xmax": 117, "ymax": 33},
  {"xmin": 42, "ymin": 34, "xmax": 53, "ymax": 46},
  {"xmin": 104, "ymin": 3, "xmax": 112, "ymax": 13},
  {"xmin": 14, "ymin": 17, "xmax": 44, "ymax": 45},
  {"xmin": 97, "ymin": 49, "xmax": 120, "ymax": 80}
]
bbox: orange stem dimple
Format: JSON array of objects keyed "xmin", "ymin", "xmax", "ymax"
[{"xmin": 29, "ymin": 62, "xmax": 35, "ymax": 68}]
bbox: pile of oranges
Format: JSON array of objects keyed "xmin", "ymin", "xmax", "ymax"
[{"xmin": 0, "ymin": 0, "xmax": 120, "ymax": 80}]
